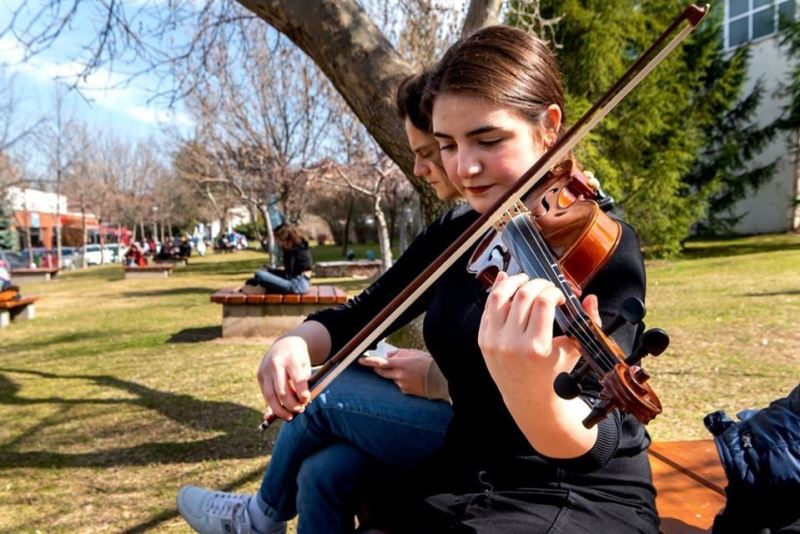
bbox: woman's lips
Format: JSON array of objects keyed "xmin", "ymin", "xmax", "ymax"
[{"xmin": 466, "ymin": 184, "xmax": 493, "ymax": 195}]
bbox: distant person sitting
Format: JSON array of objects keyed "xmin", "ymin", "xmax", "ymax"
[
  {"xmin": 178, "ymin": 236, "xmax": 192, "ymax": 258},
  {"xmin": 124, "ymin": 243, "xmax": 147, "ymax": 267},
  {"xmin": 242, "ymin": 224, "xmax": 312, "ymax": 295},
  {"xmin": 0, "ymin": 260, "xmax": 12, "ymax": 292}
]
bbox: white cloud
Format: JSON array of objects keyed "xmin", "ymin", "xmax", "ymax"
[{"xmin": 0, "ymin": 33, "xmax": 192, "ymax": 129}]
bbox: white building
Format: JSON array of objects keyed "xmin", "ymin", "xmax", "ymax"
[{"xmin": 725, "ymin": 0, "xmax": 800, "ymax": 233}]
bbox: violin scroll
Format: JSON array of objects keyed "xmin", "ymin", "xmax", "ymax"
[{"xmin": 552, "ymin": 297, "xmax": 669, "ymax": 428}]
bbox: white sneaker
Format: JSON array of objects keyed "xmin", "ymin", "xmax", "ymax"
[{"xmin": 177, "ymin": 486, "xmax": 260, "ymax": 534}]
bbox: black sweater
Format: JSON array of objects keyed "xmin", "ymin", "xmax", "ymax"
[
  {"xmin": 283, "ymin": 240, "xmax": 313, "ymax": 278},
  {"xmin": 308, "ymin": 204, "xmax": 657, "ymax": 522}
]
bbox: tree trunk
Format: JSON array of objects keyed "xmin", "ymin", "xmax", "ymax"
[
  {"xmin": 793, "ymin": 129, "xmax": 800, "ymax": 231},
  {"xmin": 249, "ymin": 202, "xmax": 263, "ymax": 242},
  {"xmin": 373, "ymin": 194, "xmax": 393, "ymax": 272},
  {"xmin": 81, "ymin": 208, "xmax": 87, "ymax": 269},
  {"xmin": 236, "ymin": 0, "xmax": 450, "ymax": 223},
  {"xmin": 342, "ymin": 198, "xmax": 354, "ymax": 258},
  {"xmin": 261, "ymin": 203, "xmax": 277, "ymax": 268},
  {"xmin": 99, "ymin": 218, "xmax": 105, "ymax": 265},
  {"xmin": 461, "ymin": 0, "xmax": 503, "ymax": 37}
]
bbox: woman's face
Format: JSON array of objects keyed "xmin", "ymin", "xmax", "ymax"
[
  {"xmin": 404, "ymin": 117, "xmax": 460, "ymax": 201},
  {"xmin": 432, "ymin": 93, "xmax": 554, "ymax": 214}
]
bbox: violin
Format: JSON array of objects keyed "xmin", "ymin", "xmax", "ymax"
[
  {"xmin": 260, "ymin": 3, "xmax": 709, "ymax": 431},
  {"xmin": 468, "ymin": 161, "xmax": 668, "ymax": 427}
]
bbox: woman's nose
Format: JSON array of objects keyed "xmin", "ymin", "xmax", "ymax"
[
  {"xmin": 457, "ymin": 150, "xmax": 481, "ymax": 178},
  {"xmin": 413, "ymin": 156, "xmax": 430, "ymax": 177}
]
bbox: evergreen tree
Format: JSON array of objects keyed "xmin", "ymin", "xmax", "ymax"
[
  {"xmin": 0, "ymin": 154, "xmax": 20, "ymax": 251},
  {"xmin": 507, "ymin": 0, "xmax": 778, "ymax": 255},
  {"xmin": 0, "ymin": 189, "xmax": 19, "ymax": 250}
]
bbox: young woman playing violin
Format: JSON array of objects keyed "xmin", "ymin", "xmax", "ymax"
[
  {"xmin": 177, "ymin": 73, "xmax": 460, "ymax": 534},
  {"xmin": 414, "ymin": 25, "xmax": 656, "ymax": 532},
  {"xmin": 182, "ymin": 25, "xmax": 658, "ymax": 533}
]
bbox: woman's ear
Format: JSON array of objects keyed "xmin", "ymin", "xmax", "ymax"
[{"xmin": 540, "ymin": 104, "xmax": 562, "ymax": 147}]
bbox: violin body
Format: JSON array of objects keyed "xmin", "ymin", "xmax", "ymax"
[
  {"xmin": 469, "ymin": 162, "xmax": 621, "ymax": 294},
  {"xmin": 469, "ymin": 160, "xmax": 665, "ymax": 427}
]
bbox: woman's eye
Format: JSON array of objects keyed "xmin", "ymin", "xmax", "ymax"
[
  {"xmin": 478, "ymin": 138, "xmax": 502, "ymax": 147},
  {"xmin": 438, "ymin": 143, "xmax": 456, "ymax": 152}
]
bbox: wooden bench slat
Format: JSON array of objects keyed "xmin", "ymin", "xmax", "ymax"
[
  {"xmin": 316, "ymin": 285, "xmax": 336, "ymax": 304},
  {"xmin": 0, "ymin": 296, "xmax": 38, "ymax": 309},
  {"xmin": 650, "ymin": 440, "xmax": 726, "ymax": 533},
  {"xmin": 283, "ymin": 293, "xmax": 301, "ymax": 304},
  {"xmin": 226, "ymin": 293, "xmax": 247, "ymax": 304},
  {"xmin": 332, "ymin": 287, "xmax": 348, "ymax": 303},
  {"xmin": 300, "ymin": 286, "xmax": 321, "ymax": 304},
  {"xmin": 265, "ymin": 293, "xmax": 283, "ymax": 304}
]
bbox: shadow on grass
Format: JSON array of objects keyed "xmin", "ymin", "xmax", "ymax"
[
  {"xmin": 169, "ymin": 326, "xmax": 221, "ymax": 343},
  {"xmin": 1, "ymin": 329, "xmax": 116, "ymax": 354},
  {"xmin": 741, "ymin": 289, "xmax": 800, "ymax": 297},
  {"xmin": 0, "ymin": 368, "xmax": 275, "ymax": 468},
  {"xmin": 682, "ymin": 234, "xmax": 800, "ymax": 260},
  {"xmin": 124, "ymin": 286, "xmax": 217, "ymax": 298}
]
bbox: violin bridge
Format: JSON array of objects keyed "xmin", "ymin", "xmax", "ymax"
[{"xmin": 492, "ymin": 201, "xmax": 530, "ymax": 232}]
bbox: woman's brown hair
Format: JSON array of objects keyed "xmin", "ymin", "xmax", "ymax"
[
  {"xmin": 423, "ymin": 25, "xmax": 567, "ymax": 131},
  {"xmin": 396, "ymin": 71, "xmax": 432, "ymax": 132},
  {"xmin": 275, "ymin": 225, "xmax": 304, "ymax": 250}
]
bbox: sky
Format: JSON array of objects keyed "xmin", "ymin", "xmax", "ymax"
[{"xmin": 0, "ymin": 1, "xmax": 194, "ymax": 157}]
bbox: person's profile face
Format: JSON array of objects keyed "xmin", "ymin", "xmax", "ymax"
[{"xmin": 405, "ymin": 117, "xmax": 461, "ymax": 201}]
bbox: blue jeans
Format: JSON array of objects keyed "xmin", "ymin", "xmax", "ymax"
[
  {"xmin": 254, "ymin": 269, "xmax": 310, "ymax": 294},
  {"xmin": 255, "ymin": 365, "xmax": 453, "ymax": 534}
]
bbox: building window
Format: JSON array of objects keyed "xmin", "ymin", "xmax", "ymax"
[{"xmin": 726, "ymin": 0, "xmax": 797, "ymax": 48}]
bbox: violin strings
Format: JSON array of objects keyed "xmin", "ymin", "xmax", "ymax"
[
  {"xmin": 504, "ymin": 214, "xmax": 619, "ymax": 372},
  {"xmin": 511, "ymin": 214, "xmax": 619, "ymax": 372},
  {"xmin": 508, "ymin": 216, "xmax": 617, "ymax": 372}
]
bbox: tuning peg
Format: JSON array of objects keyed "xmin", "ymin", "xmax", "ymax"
[
  {"xmin": 555, "ymin": 371, "xmax": 583, "ymax": 399},
  {"xmin": 624, "ymin": 328, "xmax": 670, "ymax": 366},
  {"xmin": 603, "ymin": 297, "xmax": 646, "ymax": 337},
  {"xmin": 554, "ymin": 361, "xmax": 593, "ymax": 400}
]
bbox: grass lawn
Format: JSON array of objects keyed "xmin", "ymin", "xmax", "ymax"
[{"xmin": 1, "ymin": 233, "xmax": 798, "ymax": 532}]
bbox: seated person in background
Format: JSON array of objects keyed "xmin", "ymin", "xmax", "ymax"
[
  {"xmin": 242, "ymin": 224, "xmax": 313, "ymax": 295},
  {"xmin": 124, "ymin": 243, "xmax": 147, "ymax": 267},
  {"xmin": 179, "ymin": 236, "xmax": 192, "ymax": 258},
  {"xmin": 0, "ymin": 259, "xmax": 12, "ymax": 292}
]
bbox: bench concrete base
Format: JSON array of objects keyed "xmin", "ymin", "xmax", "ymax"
[
  {"xmin": 222, "ymin": 303, "xmax": 330, "ymax": 337},
  {"xmin": 0, "ymin": 302, "xmax": 35, "ymax": 328},
  {"xmin": 124, "ymin": 269, "xmax": 172, "ymax": 279},
  {"xmin": 314, "ymin": 260, "xmax": 382, "ymax": 278},
  {"xmin": 11, "ymin": 271, "xmax": 57, "ymax": 283}
]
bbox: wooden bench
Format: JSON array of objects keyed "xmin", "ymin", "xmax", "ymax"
[
  {"xmin": 211, "ymin": 285, "xmax": 348, "ymax": 337},
  {"xmin": 11, "ymin": 267, "xmax": 59, "ymax": 283},
  {"xmin": 123, "ymin": 264, "xmax": 175, "ymax": 279},
  {"xmin": 650, "ymin": 439, "xmax": 726, "ymax": 533},
  {"xmin": 155, "ymin": 256, "xmax": 189, "ymax": 267},
  {"xmin": 0, "ymin": 295, "xmax": 38, "ymax": 328}
]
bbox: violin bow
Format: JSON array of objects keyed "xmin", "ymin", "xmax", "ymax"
[{"xmin": 260, "ymin": 3, "xmax": 710, "ymax": 431}]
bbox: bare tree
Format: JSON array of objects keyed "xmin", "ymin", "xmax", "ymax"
[{"xmin": 0, "ymin": 0, "xmax": 502, "ymax": 224}]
